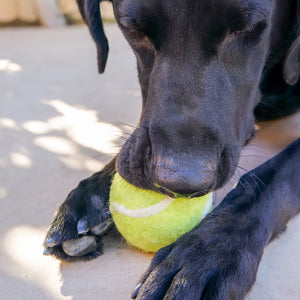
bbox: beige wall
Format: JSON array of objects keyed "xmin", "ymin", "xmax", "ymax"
[
  {"xmin": 58, "ymin": 0, "xmax": 82, "ymax": 22},
  {"xmin": 0, "ymin": 0, "xmax": 39, "ymax": 23},
  {"xmin": 59, "ymin": 0, "xmax": 114, "ymax": 23},
  {"xmin": 0, "ymin": 0, "xmax": 114, "ymax": 26}
]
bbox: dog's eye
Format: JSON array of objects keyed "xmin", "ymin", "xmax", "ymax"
[
  {"xmin": 219, "ymin": 20, "xmax": 267, "ymax": 64},
  {"xmin": 118, "ymin": 16, "xmax": 157, "ymax": 53},
  {"xmin": 236, "ymin": 21, "xmax": 267, "ymax": 45},
  {"xmin": 119, "ymin": 16, "xmax": 140, "ymax": 31},
  {"xmin": 119, "ymin": 17, "xmax": 148, "ymax": 41},
  {"xmin": 244, "ymin": 21, "xmax": 267, "ymax": 38},
  {"xmin": 119, "ymin": 16, "xmax": 160, "ymax": 50}
]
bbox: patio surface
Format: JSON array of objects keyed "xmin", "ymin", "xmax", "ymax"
[{"xmin": 0, "ymin": 24, "xmax": 299, "ymax": 300}]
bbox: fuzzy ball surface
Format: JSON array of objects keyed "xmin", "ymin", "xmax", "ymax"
[{"xmin": 109, "ymin": 173, "xmax": 213, "ymax": 253}]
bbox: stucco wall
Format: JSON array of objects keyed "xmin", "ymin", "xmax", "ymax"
[
  {"xmin": 59, "ymin": 0, "xmax": 114, "ymax": 22},
  {"xmin": 0, "ymin": 0, "xmax": 39, "ymax": 23},
  {"xmin": 0, "ymin": 0, "xmax": 114, "ymax": 26}
]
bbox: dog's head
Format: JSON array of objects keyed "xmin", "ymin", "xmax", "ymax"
[{"xmin": 79, "ymin": 0, "xmax": 300, "ymax": 196}]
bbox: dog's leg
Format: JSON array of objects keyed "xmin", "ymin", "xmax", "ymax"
[
  {"xmin": 43, "ymin": 158, "xmax": 116, "ymax": 261},
  {"xmin": 132, "ymin": 138, "xmax": 300, "ymax": 300}
]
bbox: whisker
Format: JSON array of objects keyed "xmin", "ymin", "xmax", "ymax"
[
  {"xmin": 240, "ymin": 154, "xmax": 267, "ymax": 159},
  {"xmin": 256, "ymin": 100, "xmax": 285, "ymax": 116},
  {"xmin": 235, "ymin": 167, "xmax": 265, "ymax": 201},
  {"xmin": 244, "ymin": 143, "xmax": 268, "ymax": 150},
  {"xmin": 237, "ymin": 166, "xmax": 265, "ymax": 187},
  {"xmin": 229, "ymin": 171, "xmax": 257, "ymax": 202},
  {"xmin": 109, "ymin": 121, "xmax": 137, "ymax": 129}
]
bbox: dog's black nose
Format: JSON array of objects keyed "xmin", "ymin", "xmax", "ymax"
[
  {"xmin": 153, "ymin": 155, "xmax": 216, "ymax": 196},
  {"xmin": 117, "ymin": 123, "xmax": 224, "ymax": 196}
]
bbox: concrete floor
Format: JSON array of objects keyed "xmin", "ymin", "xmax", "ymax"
[{"xmin": 0, "ymin": 25, "xmax": 299, "ymax": 300}]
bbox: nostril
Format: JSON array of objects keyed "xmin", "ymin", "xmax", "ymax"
[
  {"xmin": 146, "ymin": 145, "xmax": 152, "ymax": 161},
  {"xmin": 217, "ymin": 147, "xmax": 234, "ymax": 187},
  {"xmin": 117, "ymin": 123, "xmax": 154, "ymax": 189},
  {"xmin": 220, "ymin": 149, "xmax": 227, "ymax": 166}
]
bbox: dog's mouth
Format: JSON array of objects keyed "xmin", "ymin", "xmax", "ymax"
[
  {"xmin": 116, "ymin": 117, "xmax": 256, "ymax": 198},
  {"xmin": 116, "ymin": 131, "xmax": 241, "ymax": 198},
  {"xmin": 154, "ymin": 183, "xmax": 212, "ymax": 199}
]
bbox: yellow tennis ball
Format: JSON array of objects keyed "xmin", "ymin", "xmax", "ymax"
[{"xmin": 109, "ymin": 173, "xmax": 213, "ymax": 253}]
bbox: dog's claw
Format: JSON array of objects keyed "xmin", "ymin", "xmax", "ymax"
[
  {"xmin": 91, "ymin": 218, "xmax": 113, "ymax": 235},
  {"xmin": 43, "ymin": 159, "xmax": 116, "ymax": 261},
  {"xmin": 62, "ymin": 236, "xmax": 97, "ymax": 257},
  {"xmin": 44, "ymin": 236, "xmax": 58, "ymax": 248},
  {"xmin": 131, "ymin": 283, "xmax": 142, "ymax": 299},
  {"xmin": 77, "ymin": 216, "xmax": 89, "ymax": 234},
  {"xmin": 43, "ymin": 247, "xmax": 53, "ymax": 256}
]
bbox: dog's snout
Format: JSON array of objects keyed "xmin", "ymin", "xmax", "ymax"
[
  {"xmin": 154, "ymin": 155, "xmax": 216, "ymax": 196},
  {"xmin": 117, "ymin": 122, "xmax": 227, "ymax": 196}
]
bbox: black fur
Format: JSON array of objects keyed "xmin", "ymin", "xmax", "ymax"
[
  {"xmin": 113, "ymin": 0, "xmax": 300, "ymax": 194},
  {"xmin": 44, "ymin": 0, "xmax": 300, "ymax": 299},
  {"xmin": 132, "ymin": 139, "xmax": 300, "ymax": 299},
  {"xmin": 76, "ymin": 0, "xmax": 109, "ymax": 72},
  {"xmin": 44, "ymin": 158, "xmax": 115, "ymax": 260}
]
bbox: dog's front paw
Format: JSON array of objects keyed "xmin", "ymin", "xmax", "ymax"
[
  {"xmin": 132, "ymin": 206, "xmax": 264, "ymax": 300},
  {"xmin": 44, "ymin": 162, "xmax": 116, "ymax": 261}
]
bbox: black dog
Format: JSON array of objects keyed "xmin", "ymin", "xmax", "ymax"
[{"xmin": 44, "ymin": 0, "xmax": 300, "ymax": 299}]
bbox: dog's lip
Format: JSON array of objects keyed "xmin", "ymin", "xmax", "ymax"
[
  {"xmin": 154, "ymin": 183, "xmax": 211, "ymax": 198},
  {"xmin": 189, "ymin": 190, "xmax": 211, "ymax": 198}
]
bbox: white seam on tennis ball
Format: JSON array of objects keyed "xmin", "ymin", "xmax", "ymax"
[
  {"xmin": 201, "ymin": 194, "xmax": 213, "ymax": 219},
  {"xmin": 111, "ymin": 193, "xmax": 213, "ymax": 219},
  {"xmin": 111, "ymin": 196, "xmax": 175, "ymax": 218}
]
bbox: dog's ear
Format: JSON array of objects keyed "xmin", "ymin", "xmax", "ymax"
[
  {"xmin": 283, "ymin": 1, "xmax": 300, "ymax": 85},
  {"xmin": 76, "ymin": 0, "xmax": 110, "ymax": 73}
]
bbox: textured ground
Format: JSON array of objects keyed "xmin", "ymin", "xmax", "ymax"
[{"xmin": 0, "ymin": 25, "xmax": 299, "ymax": 300}]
